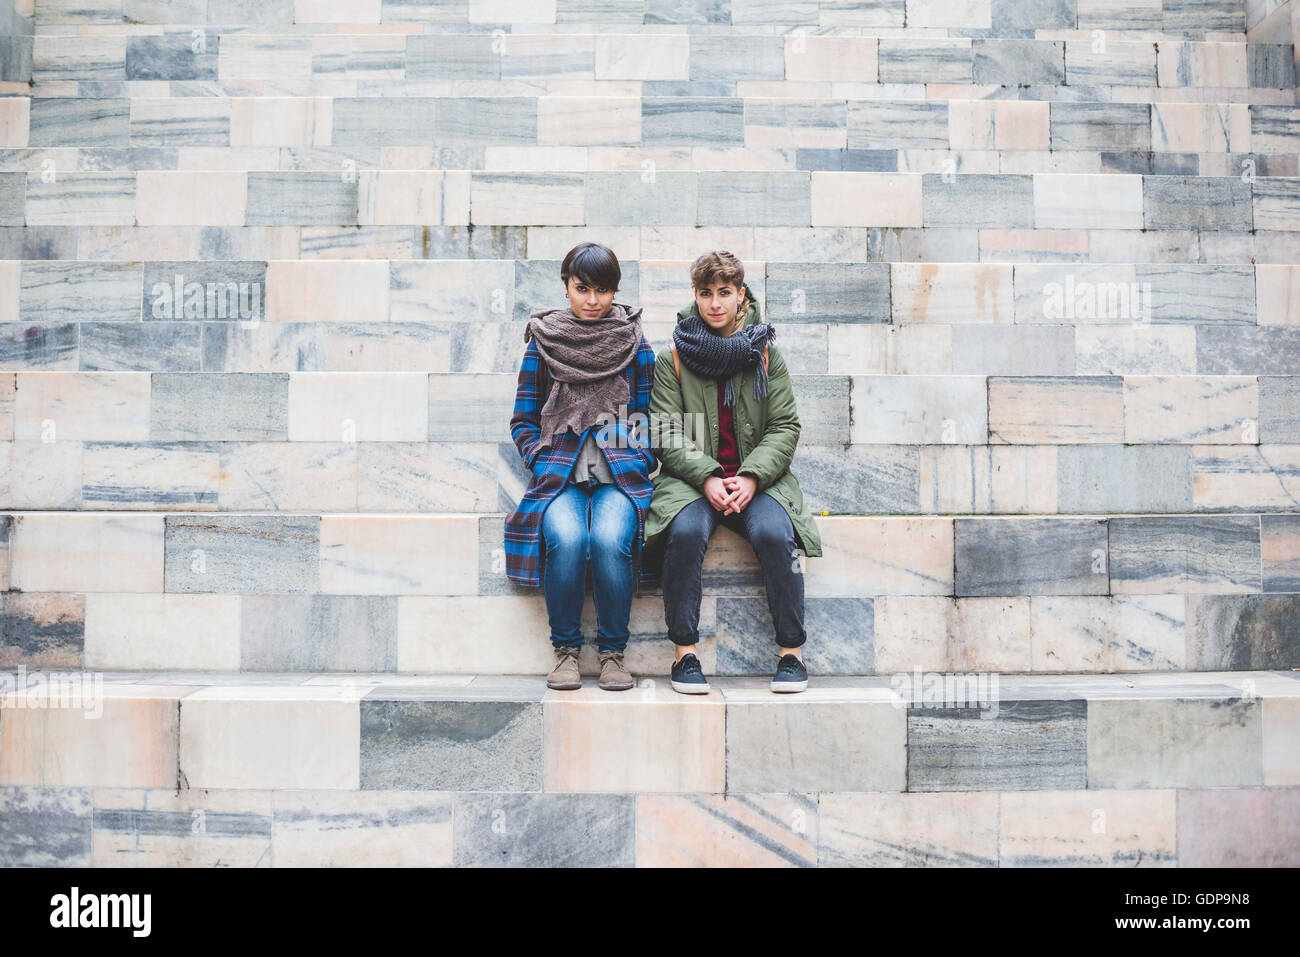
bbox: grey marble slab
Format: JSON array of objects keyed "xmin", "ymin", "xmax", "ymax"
[
  {"xmin": 1109, "ymin": 516, "xmax": 1261, "ymax": 593},
  {"xmin": 908, "ymin": 700, "xmax": 1087, "ymax": 791},
  {"xmin": 1144, "ymin": 176, "xmax": 1253, "ymax": 231},
  {"xmin": 361, "ymin": 698, "xmax": 542, "ymax": 791},
  {"xmin": 1051, "ymin": 102, "xmax": 1150, "ymax": 151},
  {"xmin": 973, "ymin": 39, "xmax": 1064, "ymax": 85},
  {"xmin": 765, "ymin": 262, "xmax": 889, "ymax": 324},
  {"xmin": 714, "ymin": 596, "xmax": 874, "ymax": 675},
  {"xmin": 923, "ymin": 174, "xmax": 1033, "ymax": 228},
  {"xmin": 585, "ymin": 171, "xmax": 697, "ymax": 227},
  {"xmin": 453, "ymin": 793, "xmax": 634, "ymax": 867},
  {"xmin": 1057, "ymin": 445, "xmax": 1194, "ymax": 513},
  {"xmin": 956, "ymin": 518, "xmax": 1109, "ymax": 597},
  {"xmin": 0, "ymin": 787, "xmax": 92, "ymax": 867},
  {"xmin": 246, "ymin": 172, "xmax": 358, "ymax": 226},
  {"xmin": 241, "ymin": 595, "xmax": 397, "ymax": 672},
  {"xmin": 792, "ymin": 444, "xmax": 920, "ymax": 515},
  {"xmin": 151, "ymin": 372, "xmax": 288, "ymax": 441},
  {"xmin": 1259, "ymin": 376, "xmax": 1300, "ymax": 442},
  {"xmin": 125, "ymin": 35, "xmax": 218, "ymax": 81},
  {"xmin": 848, "ymin": 101, "xmax": 949, "ymax": 150},
  {"xmin": 1186, "ymin": 594, "xmax": 1300, "ymax": 670},
  {"xmin": 164, "ymin": 515, "xmax": 321, "ymax": 594},
  {"xmin": 642, "ymin": 97, "xmax": 744, "ymax": 147},
  {"xmin": 29, "ymin": 98, "xmax": 130, "ymax": 148}
]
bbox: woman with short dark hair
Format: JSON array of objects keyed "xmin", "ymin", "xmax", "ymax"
[{"xmin": 503, "ymin": 243, "xmax": 657, "ymax": 692}]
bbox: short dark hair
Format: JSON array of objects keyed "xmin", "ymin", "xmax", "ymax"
[{"xmin": 560, "ymin": 242, "xmax": 621, "ymax": 291}]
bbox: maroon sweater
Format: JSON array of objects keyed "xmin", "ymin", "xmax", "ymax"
[{"xmin": 716, "ymin": 388, "xmax": 741, "ymax": 478}]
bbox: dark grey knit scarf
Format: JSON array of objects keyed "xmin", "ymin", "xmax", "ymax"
[{"xmin": 673, "ymin": 313, "xmax": 776, "ymax": 407}]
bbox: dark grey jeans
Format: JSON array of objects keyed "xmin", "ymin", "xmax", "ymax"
[{"xmin": 661, "ymin": 491, "xmax": 806, "ymax": 648}]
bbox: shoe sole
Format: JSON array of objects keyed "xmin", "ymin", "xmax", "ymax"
[
  {"xmin": 600, "ymin": 682, "xmax": 634, "ymax": 691},
  {"xmin": 547, "ymin": 680, "xmax": 581, "ymax": 690},
  {"xmin": 671, "ymin": 680, "xmax": 711, "ymax": 694},
  {"xmin": 770, "ymin": 680, "xmax": 808, "ymax": 693}
]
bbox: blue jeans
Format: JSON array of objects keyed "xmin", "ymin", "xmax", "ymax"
[{"xmin": 540, "ymin": 480, "xmax": 638, "ymax": 654}]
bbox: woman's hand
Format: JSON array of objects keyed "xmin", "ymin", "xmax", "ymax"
[
  {"xmin": 702, "ymin": 475, "xmax": 731, "ymax": 511},
  {"xmin": 719, "ymin": 474, "xmax": 757, "ymax": 514}
]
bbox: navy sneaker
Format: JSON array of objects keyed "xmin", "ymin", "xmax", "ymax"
[
  {"xmin": 670, "ymin": 652, "xmax": 710, "ymax": 694},
  {"xmin": 771, "ymin": 654, "xmax": 808, "ymax": 693}
]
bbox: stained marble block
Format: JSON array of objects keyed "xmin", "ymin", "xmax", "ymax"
[
  {"xmin": 851, "ymin": 375, "xmax": 986, "ymax": 444},
  {"xmin": 241, "ymin": 595, "xmax": 396, "ymax": 671},
  {"xmin": 1251, "ymin": 105, "xmax": 1300, "ymax": 154},
  {"xmin": 164, "ymin": 515, "xmax": 320, "ymax": 594},
  {"xmin": 289, "ymin": 371, "xmax": 427, "ymax": 441},
  {"xmin": 0, "ymin": 592, "xmax": 84, "ymax": 668},
  {"xmin": 1029, "ymin": 595, "xmax": 1186, "ymax": 672},
  {"xmin": 543, "ymin": 686, "xmax": 726, "ymax": 792},
  {"xmin": 25, "ymin": 170, "xmax": 135, "ymax": 225},
  {"xmin": 848, "ymin": 100, "xmax": 948, "ymax": 150},
  {"xmin": 28, "ymin": 97, "xmax": 129, "ymax": 147},
  {"xmin": 84, "ymin": 593, "xmax": 238, "ymax": 671},
  {"xmin": 1177, "ymin": 788, "xmax": 1300, "ymax": 867},
  {"xmin": 585, "ymin": 170, "xmax": 697, "ymax": 227},
  {"xmin": 272, "ymin": 790, "xmax": 453, "ymax": 867},
  {"xmin": 999, "ymin": 789, "xmax": 1176, "ymax": 867},
  {"xmin": 221, "ymin": 443, "xmax": 359, "ymax": 511},
  {"xmin": 361, "ymin": 695, "xmax": 542, "ymax": 791},
  {"xmin": 793, "ymin": 444, "xmax": 920, "ymax": 514},
  {"xmin": 320, "ymin": 515, "xmax": 478, "ymax": 596},
  {"xmin": 125, "ymin": 35, "xmax": 218, "ymax": 81},
  {"xmin": 0, "ymin": 36, "xmax": 34, "ymax": 86},
  {"xmin": 11, "ymin": 514, "xmax": 163, "ymax": 593},
  {"xmin": 637, "ymin": 794, "xmax": 818, "ymax": 867},
  {"xmin": 714, "ymin": 596, "xmax": 873, "ymax": 675},
  {"xmin": 1088, "ymin": 697, "xmax": 1263, "ymax": 788},
  {"xmin": 922, "ymin": 174, "xmax": 1033, "ymax": 228},
  {"xmin": 263, "ymin": 257, "xmax": 384, "ymax": 325},
  {"xmin": 1143, "ymin": 176, "xmax": 1253, "ymax": 231},
  {"xmin": 453, "ymin": 793, "xmax": 635, "ymax": 867},
  {"xmin": 1190, "ymin": 445, "xmax": 1300, "ymax": 509},
  {"xmin": 811, "ymin": 172, "xmax": 923, "ymax": 227},
  {"xmin": 696, "ymin": 172, "xmax": 810, "ymax": 228},
  {"xmin": 93, "ymin": 788, "xmax": 272, "ymax": 867},
  {"xmin": 972, "ymin": 39, "xmax": 1064, "ymax": 85},
  {"xmin": 0, "ymin": 787, "xmax": 92, "ymax": 867},
  {"xmin": 955, "ymin": 518, "xmax": 1109, "ymax": 596},
  {"xmin": 1253, "ymin": 177, "xmax": 1300, "ymax": 232},
  {"xmin": 144, "ymin": 260, "xmax": 266, "ymax": 322},
  {"xmin": 1141, "ymin": 263, "xmax": 1256, "ymax": 325},
  {"xmin": 642, "ymin": 98, "xmax": 744, "ymax": 147},
  {"xmin": 595, "ymin": 34, "xmax": 689, "ymax": 80},
  {"xmin": 246, "ymin": 172, "xmax": 358, "ymax": 226},
  {"xmin": 471, "ymin": 172, "xmax": 584, "ymax": 226},
  {"xmin": 1123, "ymin": 376, "xmax": 1257, "ymax": 443},
  {"xmin": 1261, "ymin": 514, "xmax": 1300, "ymax": 591},
  {"xmin": 1034, "ymin": 174, "xmax": 1143, "ymax": 229},
  {"xmin": 765, "ymin": 262, "xmax": 888, "ymax": 323},
  {"xmin": 0, "ymin": 321, "xmax": 76, "ymax": 369},
  {"xmin": 1056, "ymin": 444, "xmax": 1194, "ymax": 513},
  {"xmin": 1110, "ymin": 516, "xmax": 1261, "ymax": 595},
  {"xmin": 918, "ymin": 445, "xmax": 1058, "ymax": 515},
  {"xmin": 1050, "ymin": 102, "xmax": 1150, "ymax": 151},
  {"xmin": 908, "ymin": 701, "xmax": 1087, "ymax": 791},
  {"xmin": 878, "ymin": 39, "xmax": 972, "ymax": 84},
  {"xmin": 150, "ymin": 372, "xmax": 287, "ymax": 441},
  {"xmin": 724, "ymin": 690, "xmax": 906, "ymax": 791},
  {"xmin": 819, "ymin": 791, "xmax": 997, "ymax": 867},
  {"xmin": 989, "ymin": 375, "xmax": 1123, "ymax": 444},
  {"xmin": 1185, "ymin": 594, "xmax": 1300, "ymax": 669},
  {"xmin": 22, "ymin": 261, "xmax": 141, "ymax": 324},
  {"xmin": 1065, "ymin": 41, "xmax": 1158, "ymax": 86},
  {"xmin": 784, "ymin": 36, "xmax": 877, "ymax": 82},
  {"xmin": 179, "ymin": 686, "xmax": 362, "ymax": 789},
  {"xmin": 1, "ymin": 684, "xmax": 185, "ymax": 788}
]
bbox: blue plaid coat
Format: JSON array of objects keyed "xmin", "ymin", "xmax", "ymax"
[{"xmin": 504, "ymin": 336, "xmax": 660, "ymax": 592}]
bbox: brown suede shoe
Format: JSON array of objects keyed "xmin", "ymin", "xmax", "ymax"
[
  {"xmin": 547, "ymin": 645, "xmax": 582, "ymax": 690},
  {"xmin": 598, "ymin": 651, "xmax": 634, "ymax": 691}
]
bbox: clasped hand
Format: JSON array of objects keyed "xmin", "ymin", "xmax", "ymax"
[{"xmin": 703, "ymin": 474, "xmax": 757, "ymax": 515}]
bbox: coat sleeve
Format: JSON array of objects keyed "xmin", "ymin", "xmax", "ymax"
[
  {"xmin": 509, "ymin": 340, "xmax": 546, "ymax": 470},
  {"xmin": 630, "ymin": 339, "xmax": 657, "ymax": 475},
  {"xmin": 737, "ymin": 346, "xmax": 800, "ymax": 492},
  {"xmin": 649, "ymin": 346, "xmax": 725, "ymax": 490}
]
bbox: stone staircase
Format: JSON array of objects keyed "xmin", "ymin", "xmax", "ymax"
[{"xmin": 0, "ymin": 0, "xmax": 1298, "ymax": 866}]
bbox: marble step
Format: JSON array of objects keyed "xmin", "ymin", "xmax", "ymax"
[
  {"xmin": 19, "ymin": 33, "xmax": 1293, "ymax": 94},
  {"xmin": 0, "ymin": 670, "xmax": 1295, "ymax": 799},
  {"xmin": 3, "ymin": 511, "xmax": 1300, "ymax": 676},
  {"xmin": 25, "ymin": 0, "xmax": 1253, "ymax": 36},
  {"xmin": 6, "ymin": 97, "xmax": 1298, "ymax": 153},
  {"xmin": 1, "ymin": 167, "xmax": 1297, "ymax": 232},
  {"xmin": 2, "ymin": 259, "xmax": 1299, "ymax": 373},
  {"xmin": 4, "ymin": 775, "xmax": 1297, "ymax": 866}
]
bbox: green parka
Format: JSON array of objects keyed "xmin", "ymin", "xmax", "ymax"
[{"xmin": 642, "ymin": 284, "xmax": 823, "ymax": 566}]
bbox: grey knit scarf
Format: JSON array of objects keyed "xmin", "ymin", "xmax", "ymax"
[
  {"xmin": 673, "ymin": 309, "xmax": 776, "ymax": 407},
  {"xmin": 524, "ymin": 301, "xmax": 644, "ymax": 445}
]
